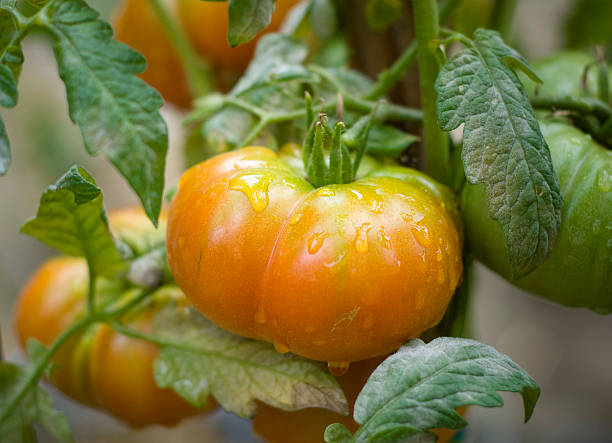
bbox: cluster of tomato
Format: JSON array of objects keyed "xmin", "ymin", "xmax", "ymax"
[
  {"xmin": 13, "ymin": 0, "xmax": 611, "ymax": 439},
  {"xmin": 113, "ymin": 0, "xmax": 301, "ymax": 106}
]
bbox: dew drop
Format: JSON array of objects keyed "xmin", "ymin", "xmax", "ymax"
[
  {"xmin": 274, "ymin": 342, "xmax": 290, "ymax": 354},
  {"xmin": 435, "ymin": 250, "xmax": 443, "ymax": 261},
  {"xmin": 289, "ymin": 213, "xmax": 303, "ymax": 225},
  {"xmin": 229, "ymin": 173, "xmax": 274, "ymax": 213},
  {"xmin": 412, "ymin": 225, "xmax": 432, "ymax": 247},
  {"xmin": 596, "ymin": 167, "xmax": 612, "ymax": 193},
  {"xmin": 325, "ymin": 251, "xmax": 346, "ymax": 269},
  {"xmin": 316, "ymin": 188, "xmax": 336, "ymax": 197},
  {"xmin": 328, "ymin": 361, "xmax": 350, "ymax": 376},
  {"xmin": 355, "ymin": 223, "xmax": 372, "ymax": 253},
  {"xmin": 308, "ymin": 231, "xmax": 328, "ymax": 254},
  {"xmin": 379, "ymin": 226, "xmax": 392, "ymax": 249}
]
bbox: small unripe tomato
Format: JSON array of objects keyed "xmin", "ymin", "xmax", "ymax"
[
  {"xmin": 14, "ymin": 208, "xmax": 210, "ymax": 426},
  {"xmin": 167, "ymin": 147, "xmax": 463, "ymax": 364},
  {"xmin": 114, "ymin": 0, "xmax": 192, "ymax": 108},
  {"xmin": 252, "ymin": 357, "xmax": 465, "ymax": 443},
  {"xmin": 461, "ymin": 119, "xmax": 612, "ymax": 312},
  {"xmin": 522, "ymin": 51, "xmax": 612, "ymax": 100}
]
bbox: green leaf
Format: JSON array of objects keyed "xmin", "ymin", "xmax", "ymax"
[
  {"xmin": 21, "ymin": 165, "xmax": 125, "ymax": 279},
  {"xmin": 0, "ymin": 363, "xmax": 73, "ymax": 443},
  {"xmin": 435, "ymin": 28, "xmax": 562, "ymax": 278},
  {"xmin": 202, "ymin": 106, "xmax": 257, "ymax": 152},
  {"xmin": 228, "ymin": 0, "xmax": 276, "ymax": 47},
  {"xmin": 231, "ymin": 33, "xmax": 310, "ymax": 96},
  {"xmin": 42, "ymin": 0, "xmax": 167, "ymax": 225},
  {"xmin": 365, "ymin": 0, "xmax": 403, "ymax": 32},
  {"xmin": 0, "ymin": 7, "xmax": 23, "ymax": 98},
  {"xmin": 0, "ymin": 64, "xmax": 17, "ymax": 107},
  {"xmin": 151, "ymin": 303, "xmax": 348, "ymax": 418},
  {"xmin": 0, "ymin": 115, "xmax": 10, "ymax": 175},
  {"xmin": 344, "ymin": 118, "xmax": 418, "ymax": 157},
  {"xmin": 325, "ymin": 338, "xmax": 540, "ymax": 443},
  {"xmin": 366, "ymin": 125, "xmax": 418, "ymax": 156}
]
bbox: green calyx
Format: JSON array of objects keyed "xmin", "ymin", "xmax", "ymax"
[{"xmin": 302, "ymin": 93, "xmax": 374, "ymax": 187}]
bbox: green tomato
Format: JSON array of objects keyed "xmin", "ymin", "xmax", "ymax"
[
  {"xmin": 522, "ymin": 51, "xmax": 612, "ymax": 99},
  {"xmin": 461, "ymin": 118, "xmax": 612, "ymax": 313}
]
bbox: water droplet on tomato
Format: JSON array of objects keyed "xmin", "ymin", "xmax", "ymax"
[
  {"xmin": 412, "ymin": 225, "xmax": 432, "ymax": 247},
  {"xmin": 289, "ymin": 213, "xmax": 303, "ymax": 225},
  {"xmin": 274, "ymin": 342, "xmax": 290, "ymax": 354},
  {"xmin": 328, "ymin": 361, "xmax": 350, "ymax": 376},
  {"xmin": 229, "ymin": 173, "xmax": 274, "ymax": 213},
  {"xmin": 325, "ymin": 251, "xmax": 346, "ymax": 269},
  {"xmin": 379, "ymin": 226, "xmax": 392, "ymax": 249},
  {"xmin": 316, "ymin": 188, "xmax": 335, "ymax": 197},
  {"xmin": 308, "ymin": 231, "xmax": 328, "ymax": 254},
  {"xmin": 596, "ymin": 167, "xmax": 612, "ymax": 193},
  {"xmin": 355, "ymin": 223, "xmax": 372, "ymax": 253},
  {"xmin": 350, "ymin": 187, "xmax": 384, "ymax": 213},
  {"xmin": 401, "ymin": 212, "xmax": 412, "ymax": 222}
]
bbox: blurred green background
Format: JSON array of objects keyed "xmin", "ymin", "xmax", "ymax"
[{"xmin": 1, "ymin": 0, "xmax": 611, "ymax": 442}]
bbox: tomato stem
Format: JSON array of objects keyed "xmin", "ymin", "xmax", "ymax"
[
  {"xmin": 0, "ymin": 288, "xmax": 153, "ymax": 426},
  {"xmin": 146, "ymin": 0, "xmax": 213, "ymax": 101},
  {"xmin": 530, "ymin": 95, "xmax": 611, "ymax": 119},
  {"xmin": 490, "ymin": 0, "xmax": 518, "ymax": 42},
  {"xmin": 365, "ymin": 0, "xmax": 463, "ymax": 100},
  {"xmin": 413, "ymin": 0, "xmax": 451, "ymax": 184}
]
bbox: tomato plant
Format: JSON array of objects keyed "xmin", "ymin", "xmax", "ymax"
[
  {"xmin": 0, "ymin": 0, "xmax": 610, "ymax": 442},
  {"xmin": 462, "ymin": 118, "xmax": 612, "ymax": 313},
  {"xmin": 14, "ymin": 209, "xmax": 212, "ymax": 426}
]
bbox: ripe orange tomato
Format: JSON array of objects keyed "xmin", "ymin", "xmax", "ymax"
[
  {"xmin": 14, "ymin": 208, "xmax": 211, "ymax": 427},
  {"xmin": 114, "ymin": 0, "xmax": 192, "ymax": 108},
  {"xmin": 252, "ymin": 357, "xmax": 464, "ymax": 443},
  {"xmin": 167, "ymin": 147, "xmax": 463, "ymax": 364},
  {"xmin": 88, "ymin": 287, "xmax": 206, "ymax": 427},
  {"xmin": 15, "ymin": 257, "xmax": 95, "ymax": 405},
  {"xmin": 114, "ymin": 0, "xmax": 301, "ymax": 105},
  {"xmin": 177, "ymin": 0, "xmax": 301, "ymax": 89}
]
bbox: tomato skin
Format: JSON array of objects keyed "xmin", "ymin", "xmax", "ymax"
[
  {"xmin": 461, "ymin": 119, "xmax": 612, "ymax": 313},
  {"xmin": 14, "ymin": 208, "xmax": 209, "ymax": 426},
  {"xmin": 114, "ymin": 0, "xmax": 301, "ymax": 105},
  {"xmin": 114, "ymin": 0, "xmax": 192, "ymax": 108},
  {"xmin": 167, "ymin": 147, "xmax": 463, "ymax": 363},
  {"xmin": 523, "ymin": 51, "xmax": 612, "ymax": 100},
  {"xmin": 252, "ymin": 357, "xmax": 464, "ymax": 443},
  {"xmin": 177, "ymin": 0, "xmax": 301, "ymax": 73},
  {"xmin": 15, "ymin": 257, "xmax": 94, "ymax": 404},
  {"xmin": 88, "ymin": 288, "xmax": 206, "ymax": 427}
]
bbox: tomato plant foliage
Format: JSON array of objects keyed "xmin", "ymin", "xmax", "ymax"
[
  {"xmin": 325, "ymin": 338, "xmax": 540, "ymax": 443},
  {"xmin": 0, "ymin": 0, "xmax": 167, "ymax": 224},
  {"xmin": 435, "ymin": 29, "xmax": 563, "ymax": 278},
  {"xmin": 9, "ymin": 0, "xmax": 608, "ymax": 441}
]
